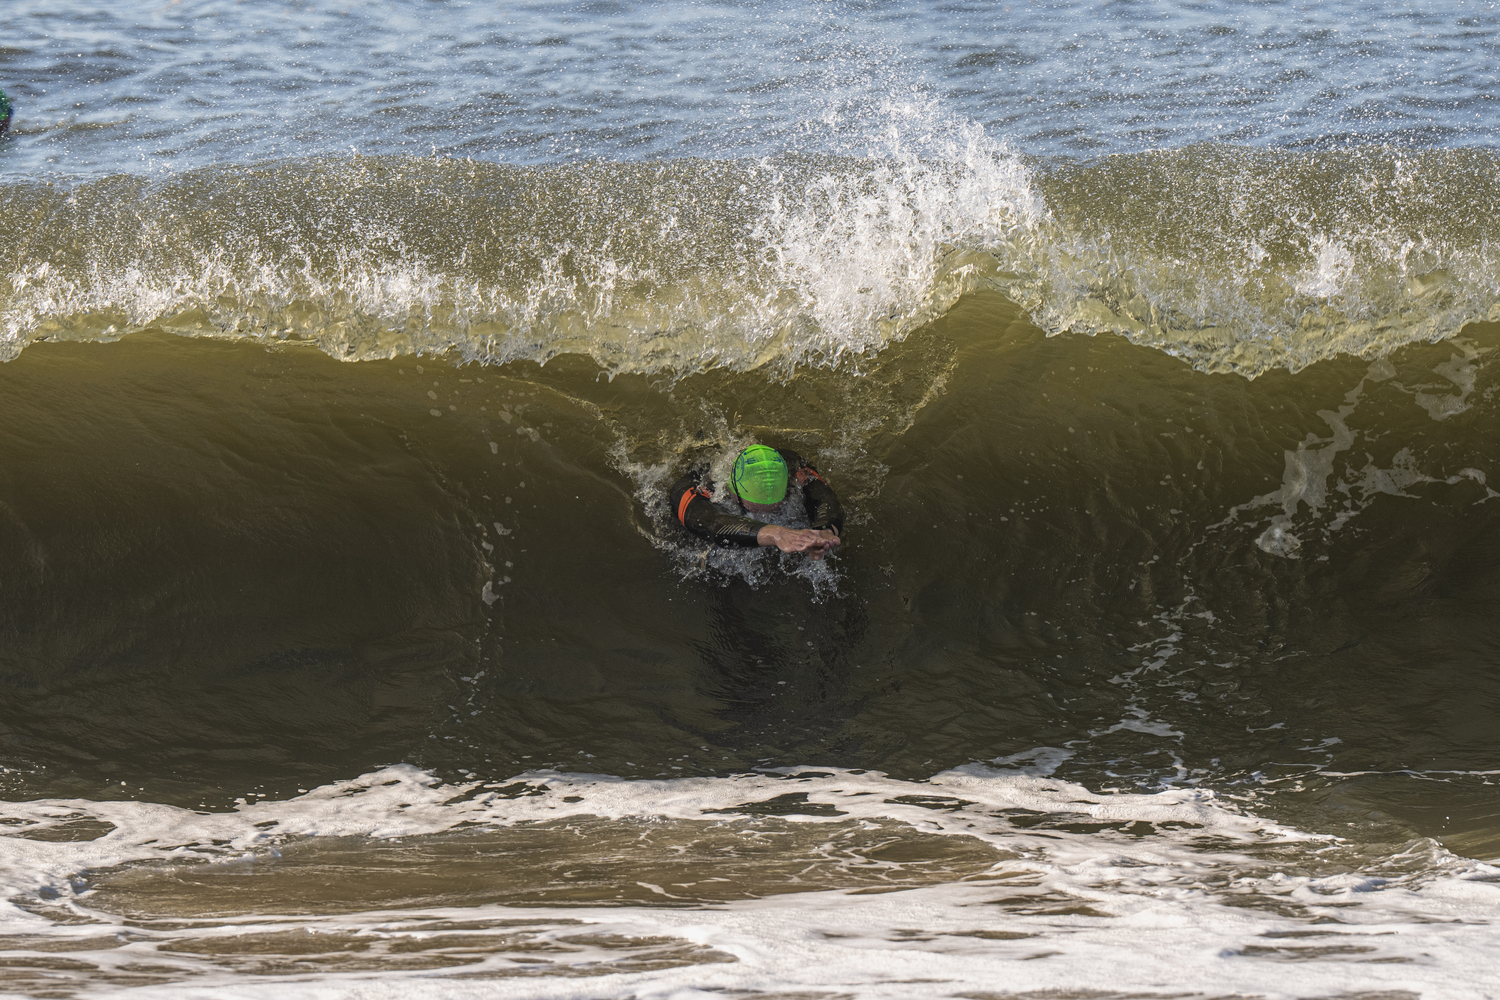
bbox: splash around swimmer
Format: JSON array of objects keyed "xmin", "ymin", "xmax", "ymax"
[{"xmin": 669, "ymin": 444, "xmax": 844, "ymax": 560}]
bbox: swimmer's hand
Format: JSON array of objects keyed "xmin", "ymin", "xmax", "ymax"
[{"xmin": 758, "ymin": 524, "xmax": 841, "ymax": 560}]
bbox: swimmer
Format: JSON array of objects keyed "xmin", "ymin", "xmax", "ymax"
[
  {"xmin": 0, "ymin": 89, "xmax": 11, "ymax": 136},
  {"xmin": 669, "ymin": 444, "xmax": 844, "ymax": 560}
]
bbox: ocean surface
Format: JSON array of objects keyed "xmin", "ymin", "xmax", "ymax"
[{"xmin": 2, "ymin": 2, "xmax": 1500, "ymax": 997}]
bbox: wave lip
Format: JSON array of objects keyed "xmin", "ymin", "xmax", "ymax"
[
  {"xmin": 1028, "ymin": 145, "xmax": 1500, "ymax": 375},
  {"xmin": 0, "ymin": 132, "xmax": 1041, "ymax": 375},
  {"xmin": 4, "ymin": 142, "xmax": 1500, "ymax": 378}
]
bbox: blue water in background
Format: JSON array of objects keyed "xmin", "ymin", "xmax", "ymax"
[{"xmin": 2, "ymin": 0, "xmax": 1498, "ymax": 179}]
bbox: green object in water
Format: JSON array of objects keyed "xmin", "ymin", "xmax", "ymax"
[{"xmin": 729, "ymin": 445, "xmax": 789, "ymax": 505}]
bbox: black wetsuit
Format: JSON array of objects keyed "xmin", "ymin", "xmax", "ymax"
[{"xmin": 668, "ymin": 449, "xmax": 844, "ymax": 547}]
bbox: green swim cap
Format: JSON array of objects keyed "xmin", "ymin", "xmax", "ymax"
[
  {"xmin": 0, "ymin": 90, "xmax": 10, "ymax": 121},
  {"xmin": 730, "ymin": 445, "xmax": 788, "ymax": 505}
]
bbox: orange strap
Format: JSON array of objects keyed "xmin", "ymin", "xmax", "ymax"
[
  {"xmin": 795, "ymin": 466, "xmax": 826, "ymax": 486},
  {"xmin": 677, "ymin": 485, "xmax": 710, "ymax": 524}
]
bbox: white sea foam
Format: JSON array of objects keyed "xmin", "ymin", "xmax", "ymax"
[{"xmin": 1, "ymin": 765, "xmax": 1496, "ymax": 998}]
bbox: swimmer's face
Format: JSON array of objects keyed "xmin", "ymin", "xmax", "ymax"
[{"xmin": 741, "ymin": 497, "xmax": 786, "ymax": 517}]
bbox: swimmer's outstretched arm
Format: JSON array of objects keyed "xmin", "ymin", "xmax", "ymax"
[{"xmin": 757, "ymin": 524, "xmax": 840, "ymax": 561}]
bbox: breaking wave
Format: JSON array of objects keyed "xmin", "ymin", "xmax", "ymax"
[{"xmin": 5, "ymin": 135, "xmax": 1500, "ymax": 379}]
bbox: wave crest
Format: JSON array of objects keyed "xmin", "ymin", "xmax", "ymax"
[{"xmin": 3, "ymin": 142, "xmax": 1499, "ymax": 376}]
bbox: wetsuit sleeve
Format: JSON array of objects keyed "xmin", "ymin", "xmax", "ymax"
[
  {"xmin": 803, "ymin": 474, "xmax": 844, "ymax": 534},
  {"xmin": 669, "ymin": 474, "xmax": 766, "ymax": 547},
  {"xmin": 780, "ymin": 450, "xmax": 845, "ymax": 535}
]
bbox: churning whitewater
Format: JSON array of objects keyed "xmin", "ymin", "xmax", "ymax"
[{"xmin": 2, "ymin": 1, "xmax": 1500, "ymax": 998}]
